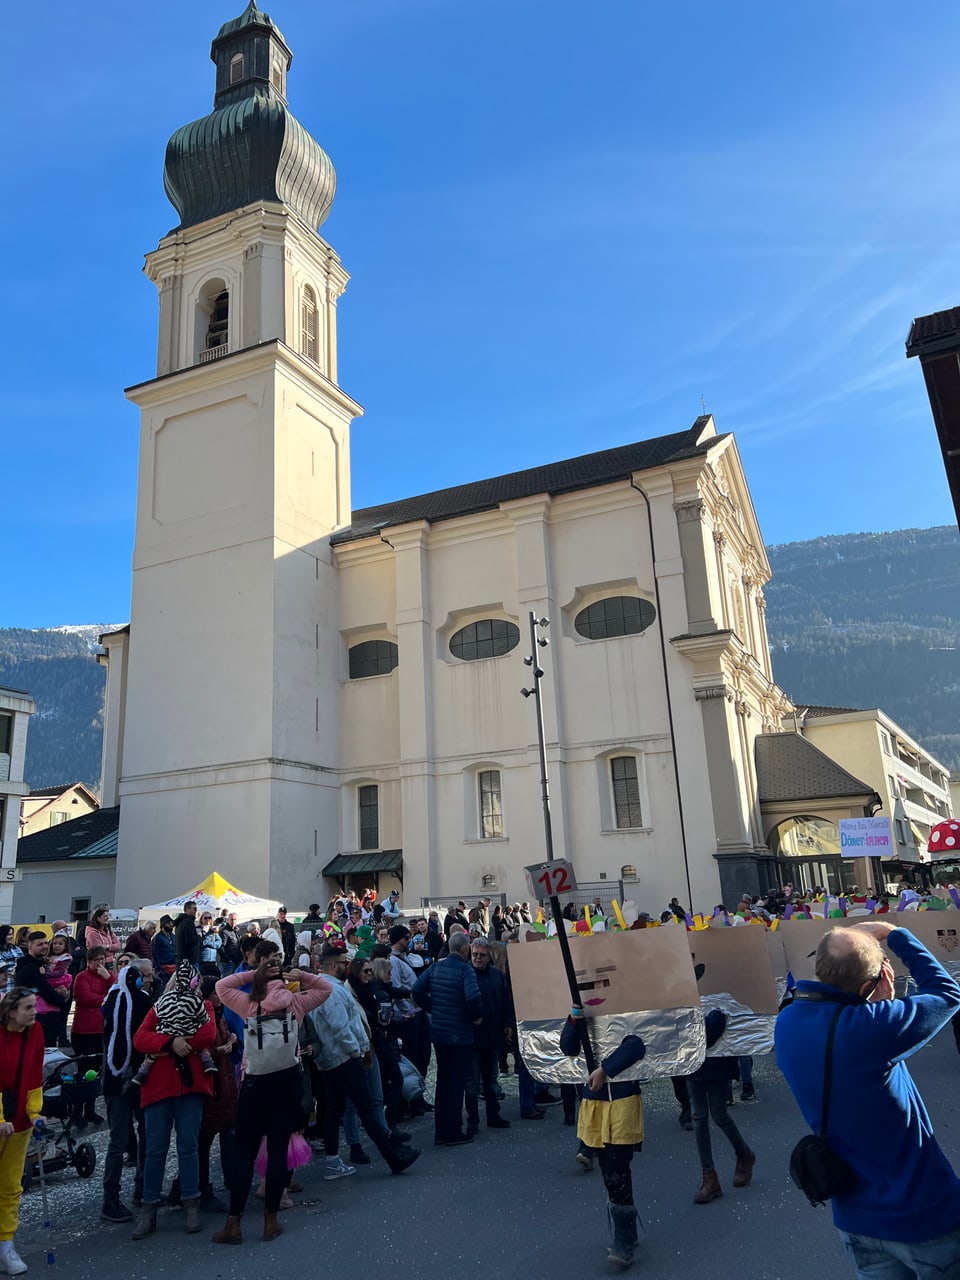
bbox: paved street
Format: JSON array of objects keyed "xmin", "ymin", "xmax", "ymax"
[{"xmin": 15, "ymin": 1029, "xmax": 960, "ymax": 1280}]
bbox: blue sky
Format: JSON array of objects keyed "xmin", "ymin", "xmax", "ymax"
[{"xmin": 4, "ymin": 0, "xmax": 960, "ymax": 627}]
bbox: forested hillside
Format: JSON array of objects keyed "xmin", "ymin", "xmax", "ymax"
[
  {"xmin": 765, "ymin": 526, "xmax": 960, "ymax": 767},
  {"xmin": 0, "ymin": 627, "xmax": 110, "ymax": 790}
]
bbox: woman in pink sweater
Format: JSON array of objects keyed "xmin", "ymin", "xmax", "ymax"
[
  {"xmin": 213, "ymin": 959, "xmax": 331, "ymax": 1244},
  {"xmin": 84, "ymin": 905, "xmax": 121, "ymax": 959}
]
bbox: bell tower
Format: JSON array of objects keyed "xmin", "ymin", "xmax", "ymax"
[{"xmin": 113, "ymin": 3, "xmax": 362, "ymax": 906}]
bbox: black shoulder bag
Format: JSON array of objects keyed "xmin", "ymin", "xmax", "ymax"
[{"xmin": 789, "ymin": 1002, "xmax": 858, "ymax": 1207}]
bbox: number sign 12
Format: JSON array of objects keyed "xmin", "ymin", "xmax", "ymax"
[{"xmin": 524, "ymin": 860, "xmax": 578, "ymax": 900}]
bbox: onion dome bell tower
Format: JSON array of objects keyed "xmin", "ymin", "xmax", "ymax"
[
  {"xmin": 114, "ymin": 3, "xmax": 361, "ymax": 910},
  {"xmin": 163, "ymin": 2, "xmax": 336, "ymax": 233}
]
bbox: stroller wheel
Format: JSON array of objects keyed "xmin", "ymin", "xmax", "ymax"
[{"xmin": 74, "ymin": 1143, "xmax": 96, "ymax": 1178}]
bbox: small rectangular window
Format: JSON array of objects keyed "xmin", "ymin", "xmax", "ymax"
[
  {"xmin": 881, "ymin": 731, "xmax": 891, "ymax": 755},
  {"xmin": 0, "ymin": 713, "xmax": 11, "ymax": 755},
  {"xmin": 359, "ymin": 785, "xmax": 379, "ymax": 850},
  {"xmin": 895, "ymin": 818, "xmax": 906, "ymax": 844},
  {"xmin": 888, "ymin": 775, "xmax": 897, "ymax": 798},
  {"xmin": 479, "ymin": 770, "xmax": 503, "ymax": 839},
  {"xmin": 70, "ymin": 897, "xmax": 90, "ymax": 924},
  {"xmin": 611, "ymin": 756, "xmax": 643, "ymax": 829}
]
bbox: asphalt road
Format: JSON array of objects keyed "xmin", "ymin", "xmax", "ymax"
[{"xmin": 15, "ymin": 1029, "xmax": 960, "ymax": 1280}]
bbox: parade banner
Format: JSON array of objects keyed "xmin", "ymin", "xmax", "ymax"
[
  {"xmin": 511, "ymin": 927, "xmax": 705, "ymax": 1084},
  {"xmin": 510, "ymin": 925, "xmax": 700, "ymax": 1021},
  {"xmin": 687, "ymin": 925, "xmax": 779, "ymax": 1014},
  {"xmin": 779, "ymin": 918, "xmax": 909, "ymax": 982}
]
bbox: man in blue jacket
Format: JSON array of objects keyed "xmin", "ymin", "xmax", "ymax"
[
  {"xmin": 412, "ymin": 932, "xmax": 483, "ymax": 1146},
  {"xmin": 776, "ymin": 921, "xmax": 960, "ymax": 1278}
]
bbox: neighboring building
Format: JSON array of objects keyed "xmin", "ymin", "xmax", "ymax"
[
  {"xmin": 0, "ymin": 686, "xmax": 35, "ymax": 924},
  {"xmin": 906, "ymin": 307, "xmax": 960, "ymax": 532},
  {"xmin": 12, "ymin": 807, "xmax": 119, "ymax": 926},
  {"xmin": 19, "ymin": 783, "xmax": 99, "ymax": 838},
  {"xmin": 797, "ymin": 705, "xmax": 953, "ymax": 878},
  {"xmin": 100, "ymin": 4, "xmax": 887, "ymax": 912}
]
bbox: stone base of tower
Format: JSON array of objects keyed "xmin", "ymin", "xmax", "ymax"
[{"xmin": 113, "ymin": 769, "xmax": 340, "ymax": 908}]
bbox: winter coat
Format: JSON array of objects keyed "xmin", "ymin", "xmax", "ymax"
[
  {"xmin": 125, "ymin": 929, "xmax": 154, "ymax": 961},
  {"xmin": 72, "ymin": 968, "xmax": 114, "ymax": 1036},
  {"xmin": 84, "ymin": 924, "xmax": 121, "ymax": 957},
  {"xmin": 133, "ymin": 1001, "xmax": 218, "ymax": 1108},
  {"xmin": 412, "ymin": 953, "xmax": 482, "ymax": 1046},
  {"xmin": 471, "ymin": 963, "xmax": 511, "ymax": 1048},
  {"xmin": 153, "ymin": 929, "xmax": 177, "ymax": 972},
  {"xmin": 307, "ymin": 978, "xmax": 371, "ymax": 1071},
  {"xmin": 174, "ymin": 914, "xmax": 200, "ymax": 966},
  {"xmin": 200, "ymin": 1009, "xmax": 239, "ymax": 1136}
]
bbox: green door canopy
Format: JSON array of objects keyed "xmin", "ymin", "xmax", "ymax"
[{"xmin": 322, "ymin": 850, "xmax": 403, "ymax": 877}]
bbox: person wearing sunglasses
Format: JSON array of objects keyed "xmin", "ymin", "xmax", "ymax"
[{"xmin": 0, "ymin": 986, "xmax": 45, "ymax": 1275}]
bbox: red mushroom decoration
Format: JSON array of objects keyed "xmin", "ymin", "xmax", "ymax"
[{"xmin": 927, "ymin": 819, "xmax": 960, "ymax": 858}]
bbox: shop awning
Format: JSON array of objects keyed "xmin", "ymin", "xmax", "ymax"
[{"xmin": 322, "ymin": 850, "xmax": 403, "ymax": 878}]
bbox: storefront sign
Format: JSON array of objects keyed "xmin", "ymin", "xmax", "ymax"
[{"xmin": 838, "ymin": 816, "xmax": 893, "ymax": 858}]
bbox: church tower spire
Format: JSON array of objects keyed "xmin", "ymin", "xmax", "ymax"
[{"xmin": 112, "ymin": 6, "xmax": 362, "ymax": 908}]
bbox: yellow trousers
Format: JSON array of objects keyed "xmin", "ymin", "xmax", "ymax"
[{"xmin": 0, "ymin": 1130, "xmax": 31, "ymax": 1241}]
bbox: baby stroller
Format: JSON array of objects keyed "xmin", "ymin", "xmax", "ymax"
[{"xmin": 21, "ymin": 1050, "xmax": 97, "ymax": 1191}]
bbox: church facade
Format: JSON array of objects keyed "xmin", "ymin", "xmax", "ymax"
[{"xmin": 106, "ymin": 3, "xmax": 806, "ymax": 912}]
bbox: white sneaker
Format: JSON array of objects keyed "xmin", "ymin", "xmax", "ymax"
[
  {"xmin": 0, "ymin": 1240, "xmax": 27, "ymax": 1276},
  {"xmin": 322, "ymin": 1157, "xmax": 356, "ymax": 1181}
]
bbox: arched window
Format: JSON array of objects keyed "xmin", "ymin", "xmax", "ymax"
[
  {"xmin": 348, "ymin": 640, "xmax": 398, "ymax": 679},
  {"xmin": 230, "ymin": 53, "xmax": 245, "ymax": 84},
  {"xmin": 449, "ymin": 619, "xmax": 520, "ymax": 662},
  {"xmin": 301, "ymin": 286, "xmax": 319, "ymax": 363},
  {"xmin": 575, "ymin": 596, "xmax": 656, "ymax": 640}
]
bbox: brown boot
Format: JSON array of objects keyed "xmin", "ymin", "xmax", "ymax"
[
  {"xmin": 183, "ymin": 1197, "xmax": 202, "ymax": 1234},
  {"xmin": 262, "ymin": 1210, "xmax": 284, "ymax": 1242},
  {"xmin": 212, "ymin": 1214, "xmax": 243, "ymax": 1245},
  {"xmin": 693, "ymin": 1168, "xmax": 723, "ymax": 1204},
  {"xmin": 131, "ymin": 1203, "xmax": 158, "ymax": 1240},
  {"xmin": 733, "ymin": 1149, "xmax": 756, "ymax": 1188}
]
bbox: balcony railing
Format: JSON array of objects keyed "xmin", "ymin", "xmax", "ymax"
[{"xmin": 198, "ymin": 344, "xmax": 230, "ymax": 365}]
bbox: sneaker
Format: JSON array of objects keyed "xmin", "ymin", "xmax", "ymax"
[
  {"xmin": 740, "ymin": 1085, "xmax": 757, "ymax": 1103},
  {"xmin": 323, "ymin": 1157, "xmax": 357, "ymax": 1181},
  {"xmin": 0, "ymin": 1241, "xmax": 27, "ymax": 1276},
  {"xmin": 348, "ymin": 1145, "xmax": 371, "ymax": 1165},
  {"xmin": 389, "ymin": 1148, "xmax": 421, "ymax": 1174},
  {"xmin": 576, "ymin": 1148, "xmax": 594, "ymax": 1171},
  {"xmin": 101, "ymin": 1201, "xmax": 134, "ymax": 1224},
  {"xmin": 434, "ymin": 1133, "xmax": 474, "ymax": 1146}
]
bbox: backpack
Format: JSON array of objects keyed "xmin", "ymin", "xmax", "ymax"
[{"xmin": 244, "ymin": 1005, "xmax": 299, "ymax": 1076}]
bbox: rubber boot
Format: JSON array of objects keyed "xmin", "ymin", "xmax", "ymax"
[
  {"xmin": 732, "ymin": 1148, "xmax": 756, "ymax": 1188},
  {"xmin": 693, "ymin": 1168, "xmax": 723, "ymax": 1204},
  {"xmin": 262, "ymin": 1210, "xmax": 284, "ymax": 1242},
  {"xmin": 607, "ymin": 1202, "xmax": 639, "ymax": 1269},
  {"xmin": 212, "ymin": 1214, "xmax": 243, "ymax": 1245},
  {"xmin": 183, "ymin": 1197, "xmax": 202, "ymax": 1233},
  {"xmin": 131, "ymin": 1203, "xmax": 158, "ymax": 1240}
]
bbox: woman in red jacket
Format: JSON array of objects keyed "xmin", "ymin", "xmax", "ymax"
[
  {"xmin": 0, "ymin": 987, "xmax": 45, "ymax": 1276},
  {"xmin": 71, "ymin": 945, "xmax": 114, "ymax": 1126},
  {"xmin": 131, "ymin": 964, "xmax": 217, "ymax": 1241}
]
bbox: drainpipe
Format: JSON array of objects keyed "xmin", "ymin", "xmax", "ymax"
[{"xmin": 629, "ymin": 478, "xmax": 694, "ymax": 912}]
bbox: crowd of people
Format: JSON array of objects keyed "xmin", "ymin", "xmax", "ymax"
[{"xmin": 0, "ymin": 886, "xmax": 958, "ymax": 1276}]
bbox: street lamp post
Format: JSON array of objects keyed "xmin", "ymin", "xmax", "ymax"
[{"xmin": 521, "ymin": 610, "xmax": 597, "ymax": 1073}]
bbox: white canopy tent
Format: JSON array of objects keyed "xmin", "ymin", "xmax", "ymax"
[{"xmin": 137, "ymin": 871, "xmax": 283, "ymax": 923}]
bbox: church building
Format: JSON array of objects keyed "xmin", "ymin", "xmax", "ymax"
[{"xmin": 102, "ymin": 4, "xmax": 878, "ymax": 913}]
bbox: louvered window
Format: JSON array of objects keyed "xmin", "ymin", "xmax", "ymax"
[
  {"xmin": 230, "ymin": 53, "xmax": 244, "ymax": 84},
  {"xmin": 301, "ymin": 286, "xmax": 319, "ymax": 363}
]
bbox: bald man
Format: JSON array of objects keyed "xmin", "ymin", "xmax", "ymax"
[{"xmin": 777, "ymin": 922, "xmax": 960, "ymax": 1278}]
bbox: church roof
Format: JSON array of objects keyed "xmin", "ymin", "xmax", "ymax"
[
  {"xmin": 16, "ymin": 806, "xmax": 119, "ymax": 864},
  {"xmin": 755, "ymin": 733, "xmax": 878, "ymax": 804},
  {"xmin": 332, "ymin": 419, "xmax": 723, "ymax": 545}
]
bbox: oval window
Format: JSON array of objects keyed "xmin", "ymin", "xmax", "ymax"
[
  {"xmin": 449, "ymin": 619, "xmax": 520, "ymax": 662},
  {"xmin": 348, "ymin": 640, "xmax": 398, "ymax": 679},
  {"xmin": 575, "ymin": 596, "xmax": 656, "ymax": 640}
]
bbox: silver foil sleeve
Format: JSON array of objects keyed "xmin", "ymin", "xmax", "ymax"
[
  {"xmin": 517, "ymin": 1006, "xmax": 706, "ymax": 1085},
  {"xmin": 701, "ymin": 991, "xmax": 775, "ymax": 1057}
]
